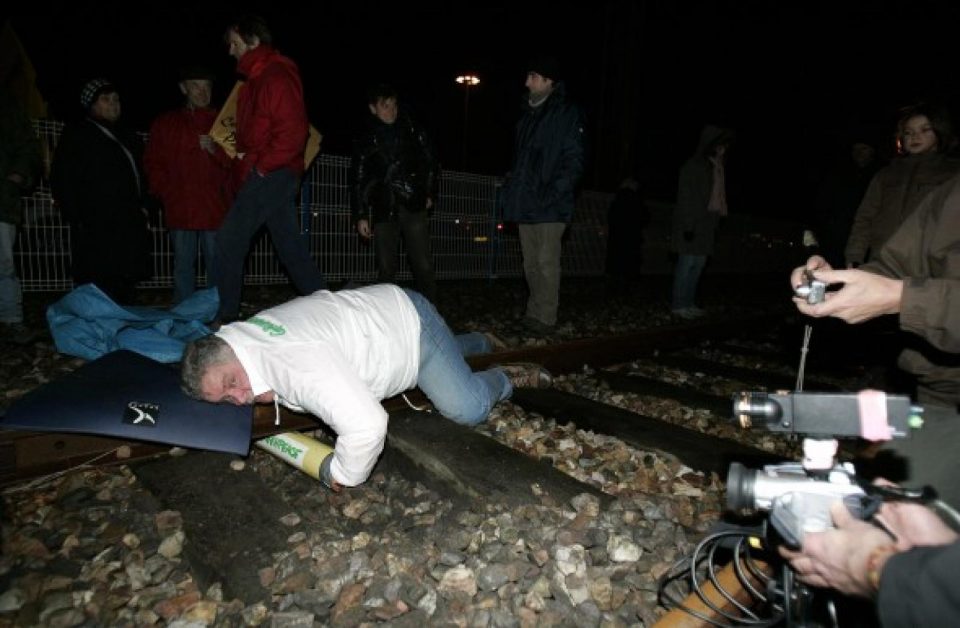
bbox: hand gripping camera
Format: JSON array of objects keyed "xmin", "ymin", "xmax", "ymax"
[{"xmin": 726, "ymin": 390, "xmax": 925, "ymax": 547}]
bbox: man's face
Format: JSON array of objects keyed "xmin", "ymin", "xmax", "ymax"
[
  {"xmin": 91, "ymin": 91, "xmax": 120, "ymax": 122},
  {"xmin": 180, "ymin": 79, "xmax": 212, "ymax": 109},
  {"xmin": 524, "ymin": 72, "xmax": 553, "ymax": 100},
  {"xmin": 369, "ymin": 97, "xmax": 398, "ymax": 125},
  {"xmin": 226, "ymin": 29, "xmax": 257, "ymax": 60},
  {"xmin": 200, "ymin": 360, "xmax": 255, "ymax": 405}
]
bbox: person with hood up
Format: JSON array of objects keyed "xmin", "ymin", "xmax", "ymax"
[{"xmin": 670, "ymin": 124, "xmax": 735, "ymax": 319}]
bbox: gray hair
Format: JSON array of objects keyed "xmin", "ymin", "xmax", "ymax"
[{"xmin": 180, "ymin": 335, "xmax": 236, "ymax": 400}]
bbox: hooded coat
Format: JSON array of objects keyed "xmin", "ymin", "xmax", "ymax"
[{"xmin": 671, "ymin": 125, "xmax": 734, "ymax": 256}]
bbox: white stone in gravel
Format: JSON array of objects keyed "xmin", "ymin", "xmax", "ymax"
[
  {"xmin": 351, "ymin": 531, "xmax": 372, "ymax": 550},
  {"xmin": 607, "ymin": 535, "xmax": 642, "ymax": 563},
  {"xmin": 438, "ymin": 565, "xmax": 477, "ymax": 597},
  {"xmin": 0, "ymin": 588, "xmax": 25, "ymax": 612},
  {"xmin": 280, "ymin": 512, "xmax": 301, "ymax": 526},
  {"xmin": 554, "ymin": 545, "xmax": 587, "ymax": 577},
  {"xmin": 158, "ymin": 530, "xmax": 185, "ymax": 558},
  {"xmin": 416, "ymin": 587, "xmax": 438, "ymax": 615},
  {"xmin": 229, "ymin": 459, "xmax": 245, "ymax": 471},
  {"xmin": 122, "ymin": 532, "xmax": 140, "ymax": 549}
]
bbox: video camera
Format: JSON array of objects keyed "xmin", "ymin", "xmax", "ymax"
[{"xmin": 726, "ymin": 390, "xmax": 925, "ymax": 547}]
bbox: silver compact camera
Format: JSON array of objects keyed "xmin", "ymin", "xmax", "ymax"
[{"xmin": 794, "ymin": 270, "xmax": 826, "ymax": 304}]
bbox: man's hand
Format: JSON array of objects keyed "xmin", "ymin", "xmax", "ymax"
[
  {"xmin": 779, "ymin": 501, "xmax": 894, "ymax": 597},
  {"xmin": 790, "ymin": 255, "xmax": 903, "ymax": 324},
  {"xmin": 356, "ymin": 218, "xmax": 372, "ymax": 239},
  {"xmin": 319, "ymin": 452, "xmax": 341, "ymax": 492},
  {"xmin": 199, "ymin": 134, "xmax": 216, "ymax": 154}
]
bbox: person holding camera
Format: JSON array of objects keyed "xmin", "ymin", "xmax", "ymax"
[
  {"xmin": 791, "ymin": 170, "xmax": 960, "ymax": 507},
  {"xmin": 780, "ymin": 489, "xmax": 960, "ymax": 626},
  {"xmin": 349, "ymin": 83, "xmax": 439, "ymax": 303}
]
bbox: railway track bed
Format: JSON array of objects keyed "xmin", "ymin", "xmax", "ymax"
[{"xmin": 1, "ymin": 300, "xmax": 880, "ymax": 626}]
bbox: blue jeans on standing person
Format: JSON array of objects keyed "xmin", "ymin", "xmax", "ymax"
[
  {"xmin": 671, "ymin": 253, "xmax": 707, "ymax": 310},
  {"xmin": 0, "ymin": 222, "xmax": 22, "ymax": 323},
  {"xmin": 213, "ymin": 168, "xmax": 326, "ymax": 321},
  {"xmin": 404, "ymin": 288, "xmax": 511, "ymax": 426},
  {"xmin": 171, "ymin": 229, "xmax": 217, "ymax": 304}
]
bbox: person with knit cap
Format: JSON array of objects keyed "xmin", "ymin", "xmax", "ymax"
[
  {"xmin": 51, "ymin": 79, "xmax": 152, "ymax": 303},
  {"xmin": 501, "ymin": 54, "xmax": 585, "ymax": 336},
  {"xmin": 213, "ymin": 13, "xmax": 326, "ymax": 324},
  {"xmin": 144, "ymin": 64, "xmax": 231, "ymax": 305}
]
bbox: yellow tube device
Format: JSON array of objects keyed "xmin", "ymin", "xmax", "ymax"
[{"xmin": 255, "ymin": 432, "xmax": 334, "ymax": 480}]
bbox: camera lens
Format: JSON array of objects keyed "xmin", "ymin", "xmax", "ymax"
[{"xmin": 725, "ymin": 462, "xmax": 756, "ymax": 511}]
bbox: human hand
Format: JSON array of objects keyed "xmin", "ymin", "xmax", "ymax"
[
  {"xmin": 357, "ymin": 218, "xmax": 372, "ymax": 239},
  {"xmin": 199, "ymin": 134, "xmax": 215, "ymax": 154},
  {"xmin": 791, "ymin": 267, "xmax": 903, "ymax": 324},
  {"xmin": 789, "ymin": 255, "xmax": 832, "ymax": 290},
  {"xmin": 871, "ymin": 482, "xmax": 959, "ymax": 550},
  {"xmin": 779, "ymin": 501, "xmax": 894, "ymax": 597}
]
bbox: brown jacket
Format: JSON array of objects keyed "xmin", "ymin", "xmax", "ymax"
[
  {"xmin": 845, "ymin": 152, "xmax": 960, "ymax": 265},
  {"xmin": 863, "ymin": 172, "xmax": 960, "ymax": 405}
]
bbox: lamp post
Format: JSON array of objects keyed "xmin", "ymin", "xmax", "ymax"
[{"xmin": 455, "ymin": 73, "xmax": 480, "ymax": 170}]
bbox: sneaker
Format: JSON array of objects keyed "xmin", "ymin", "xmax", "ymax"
[
  {"xmin": 671, "ymin": 307, "xmax": 703, "ymax": 320},
  {"xmin": 522, "ymin": 316, "xmax": 555, "ymax": 336},
  {"xmin": 0, "ymin": 322, "xmax": 42, "ymax": 345},
  {"xmin": 483, "ymin": 332, "xmax": 509, "ymax": 351},
  {"xmin": 499, "ymin": 362, "xmax": 553, "ymax": 389}
]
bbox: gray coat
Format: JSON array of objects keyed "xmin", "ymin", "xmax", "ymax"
[{"xmin": 671, "ymin": 125, "xmax": 733, "ymax": 255}]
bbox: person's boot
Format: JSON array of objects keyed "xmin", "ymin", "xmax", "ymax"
[{"xmin": 499, "ymin": 363, "xmax": 553, "ymax": 389}]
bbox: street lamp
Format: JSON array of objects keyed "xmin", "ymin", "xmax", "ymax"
[{"xmin": 455, "ymin": 74, "xmax": 480, "ymax": 170}]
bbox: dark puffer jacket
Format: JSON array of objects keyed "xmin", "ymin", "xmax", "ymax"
[
  {"xmin": 0, "ymin": 89, "xmax": 40, "ymax": 226},
  {"xmin": 502, "ymin": 83, "xmax": 585, "ymax": 224},
  {"xmin": 349, "ymin": 113, "xmax": 438, "ymax": 225}
]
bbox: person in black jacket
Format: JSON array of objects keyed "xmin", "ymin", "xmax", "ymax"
[
  {"xmin": 50, "ymin": 79, "xmax": 152, "ymax": 303},
  {"xmin": 501, "ymin": 55, "xmax": 585, "ymax": 335},
  {"xmin": 349, "ymin": 83, "xmax": 439, "ymax": 302}
]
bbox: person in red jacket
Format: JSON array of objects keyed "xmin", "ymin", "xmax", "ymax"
[
  {"xmin": 213, "ymin": 13, "xmax": 326, "ymax": 323},
  {"xmin": 144, "ymin": 65, "xmax": 231, "ymax": 304}
]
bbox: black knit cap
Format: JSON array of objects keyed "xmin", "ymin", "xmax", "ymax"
[{"xmin": 526, "ymin": 55, "xmax": 561, "ymax": 82}]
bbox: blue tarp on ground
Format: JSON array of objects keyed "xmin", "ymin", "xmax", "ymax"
[{"xmin": 47, "ymin": 284, "xmax": 218, "ymax": 363}]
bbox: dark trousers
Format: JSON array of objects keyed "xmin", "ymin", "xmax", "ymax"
[
  {"xmin": 214, "ymin": 168, "xmax": 326, "ymax": 320},
  {"xmin": 374, "ymin": 206, "xmax": 436, "ymax": 302}
]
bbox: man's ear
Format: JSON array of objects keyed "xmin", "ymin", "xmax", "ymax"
[
  {"xmin": 178, "ymin": 82, "xmax": 187, "ymax": 96},
  {"xmin": 249, "ymin": 35, "xmax": 261, "ymax": 48},
  {"xmin": 368, "ymin": 103, "xmax": 377, "ymax": 116}
]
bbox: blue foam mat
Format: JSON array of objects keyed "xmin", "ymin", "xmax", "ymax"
[{"xmin": 1, "ymin": 350, "xmax": 252, "ymax": 456}]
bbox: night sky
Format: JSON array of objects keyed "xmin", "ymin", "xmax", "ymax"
[{"xmin": 7, "ymin": 1, "xmax": 960, "ymax": 218}]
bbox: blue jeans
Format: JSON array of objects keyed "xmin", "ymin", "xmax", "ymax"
[
  {"xmin": 171, "ymin": 229, "xmax": 217, "ymax": 304},
  {"xmin": 214, "ymin": 168, "xmax": 326, "ymax": 320},
  {"xmin": 671, "ymin": 254, "xmax": 707, "ymax": 310},
  {"xmin": 0, "ymin": 222, "xmax": 21, "ymax": 323},
  {"xmin": 404, "ymin": 288, "xmax": 511, "ymax": 426}
]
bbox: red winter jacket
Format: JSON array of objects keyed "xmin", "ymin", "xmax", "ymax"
[
  {"xmin": 144, "ymin": 107, "xmax": 231, "ymax": 230},
  {"xmin": 235, "ymin": 45, "xmax": 308, "ymax": 183}
]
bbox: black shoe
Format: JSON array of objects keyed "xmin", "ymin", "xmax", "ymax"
[
  {"xmin": 0, "ymin": 323, "xmax": 42, "ymax": 345},
  {"xmin": 522, "ymin": 316, "xmax": 555, "ymax": 336}
]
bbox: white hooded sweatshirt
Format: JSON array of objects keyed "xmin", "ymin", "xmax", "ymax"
[{"xmin": 216, "ymin": 284, "xmax": 420, "ymax": 486}]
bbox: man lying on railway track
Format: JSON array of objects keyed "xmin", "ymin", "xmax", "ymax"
[{"xmin": 180, "ymin": 284, "xmax": 551, "ymax": 489}]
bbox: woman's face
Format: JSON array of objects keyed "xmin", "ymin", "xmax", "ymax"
[
  {"xmin": 91, "ymin": 91, "xmax": 121, "ymax": 123},
  {"xmin": 900, "ymin": 115, "xmax": 938, "ymax": 155}
]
